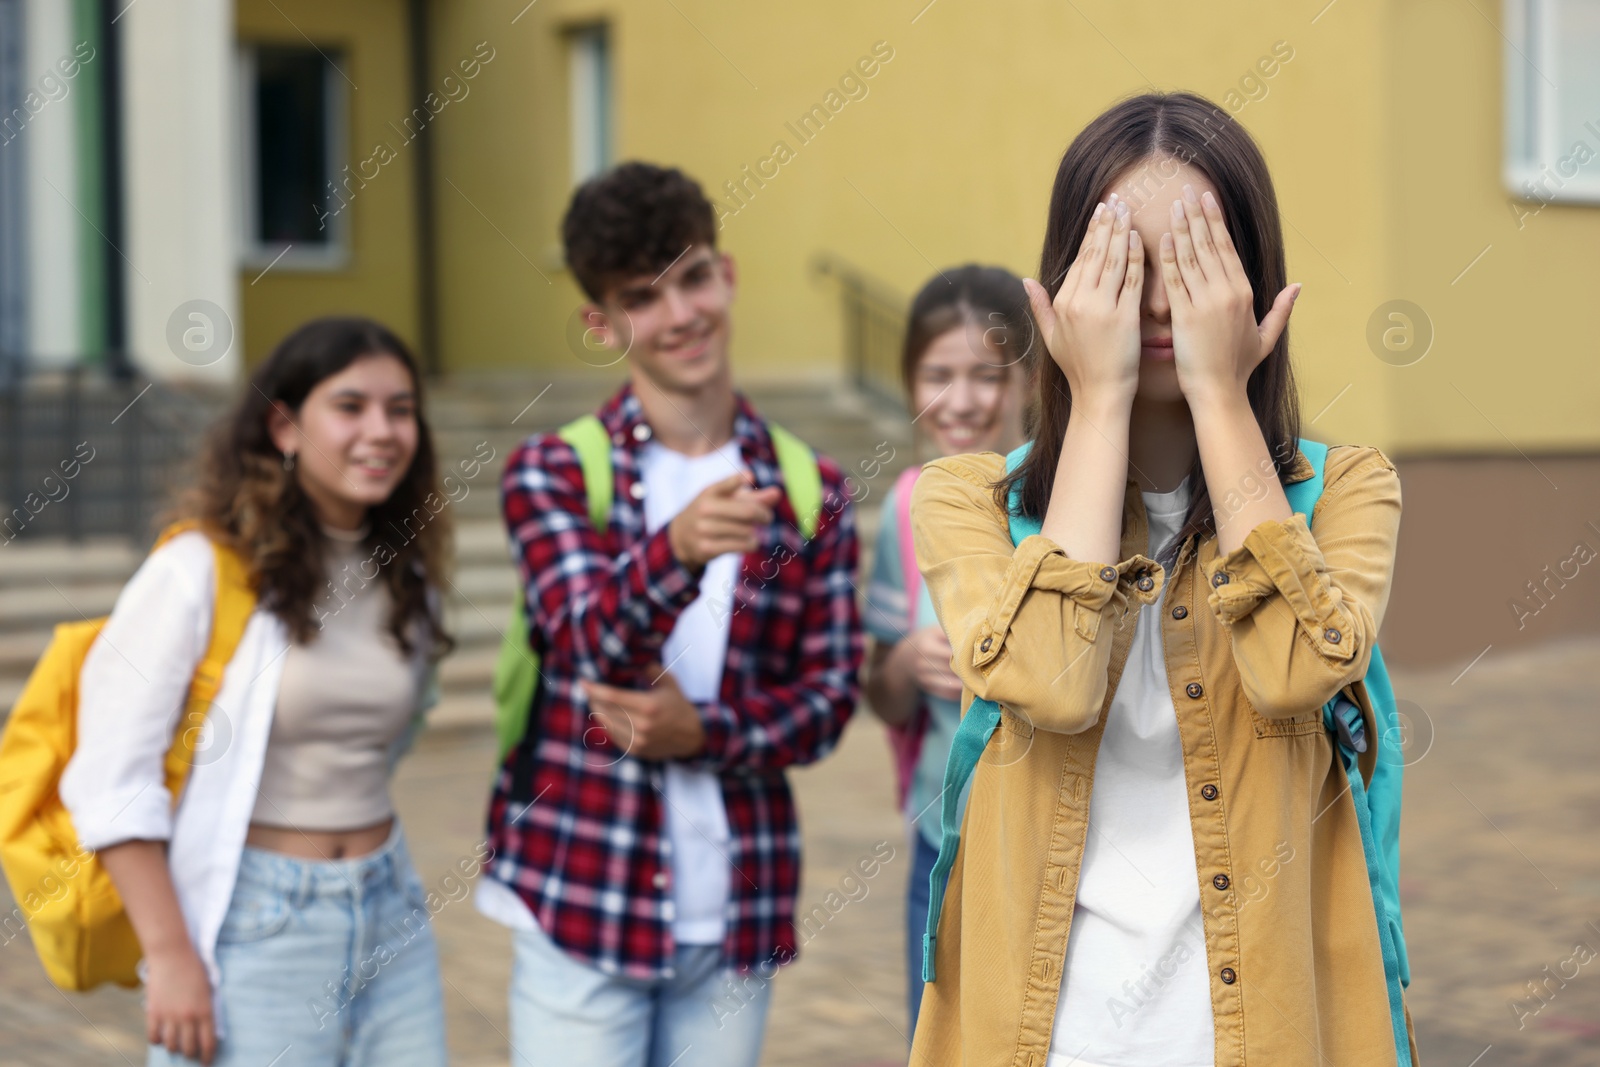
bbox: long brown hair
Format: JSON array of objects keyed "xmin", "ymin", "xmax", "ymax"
[
  {"xmin": 998, "ymin": 92, "xmax": 1300, "ymax": 556},
  {"xmin": 164, "ymin": 317, "xmax": 454, "ymax": 659}
]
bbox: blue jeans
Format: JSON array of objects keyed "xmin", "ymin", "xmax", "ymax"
[
  {"xmin": 148, "ymin": 822, "xmax": 447, "ymax": 1067},
  {"xmin": 509, "ymin": 915, "xmax": 772, "ymax": 1067},
  {"xmin": 905, "ymin": 829, "xmax": 939, "ymax": 1039}
]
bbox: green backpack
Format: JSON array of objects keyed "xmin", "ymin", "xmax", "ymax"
[{"xmin": 490, "ymin": 413, "xmax": 824, "ymax": 764}]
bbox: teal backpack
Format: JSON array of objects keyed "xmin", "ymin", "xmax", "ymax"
[
  {"xmin": 490, "ymin": 413, "xmax": 825, "ymax": 765},
  {"xmin": 921, "ymin": 438, "xmax": 1411, "ymax": 1066}
]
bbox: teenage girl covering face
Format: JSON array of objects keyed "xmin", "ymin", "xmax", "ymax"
[
  {"xmin": 60, "ymin": 318, "xmax": 455, "ymax": 1067},
  {"xmin": 860, "ymin": 265, "xmax": 1032, "ymax": 1037},
  {"xmin": 907, "ymin": 94, "xmax": 1412, "ymax": 1065}
]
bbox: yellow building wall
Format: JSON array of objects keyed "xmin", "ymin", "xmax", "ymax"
[
  {"xmin": 244, "ymin": 0, "xmax": 1594, "ymax": 455},
  {"xmin": 235, "ymin": 0, "xmax": 420, "ymax": 365},
  {"xmin": 427, "ymin": 0, "xmax": 1409, "ymax": 446},
  {"xmin": 1386, "ymin": 0, "xmax": 1600, "ymax": 454}
]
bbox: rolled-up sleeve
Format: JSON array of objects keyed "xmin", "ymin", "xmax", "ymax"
[
  {"xmin": 60, "ymin": 535, "xmax": 213, "ymax": 850},
  {"xmin": 910, "ymin": 456, "xmax": 1154, "ymax": 734},
  {"xmin": 1201, "ymin": 447, "xmax": 1402, "ymax": 719}
]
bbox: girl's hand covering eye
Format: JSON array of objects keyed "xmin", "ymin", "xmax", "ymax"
[
  {"xmin": 1022, "ymin": 191, "xmax": 1146, "ymax": 407},
  {"xmin": 1160, "ymin": 185, "xmax": 1300, "ymax": 404}
]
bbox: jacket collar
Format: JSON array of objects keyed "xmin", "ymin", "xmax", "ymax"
[
  {"xmin": 1120, "ymin": 443, "xmax": 1317, "ymax": 496},
  {"xmin": 1124, "ymin": 443, "xmax": 1317, "ymax": 570},
  {"xmin": 1282, "ymin": 445, "xmax": 1316, "ymax": 485}
]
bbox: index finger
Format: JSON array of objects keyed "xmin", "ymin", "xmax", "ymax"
[
  {"xmin": 706, "ymin": 471, "xmax": 754, "ymax": 496},
  {"xmin": 747, "ymin": 484, "xmax": 783, "ymax": 498},
  {"xmin": 580, "ymin": 678, "xmax": 627, "ymax": 702}
]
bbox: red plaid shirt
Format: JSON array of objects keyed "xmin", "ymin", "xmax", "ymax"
[{"xmin": 485, "ymin": 382, "xmax": 864, "ymax": 978}]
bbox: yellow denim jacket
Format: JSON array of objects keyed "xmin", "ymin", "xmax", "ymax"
[{"xmin": 908, "ymin": 444, "xmax": 1418, "ymax": 1067}]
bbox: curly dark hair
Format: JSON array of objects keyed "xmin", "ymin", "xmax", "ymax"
[
  {"xmin": 561, "ymin": 161, "xmax": 717, "ymax": 301},
  {"xmin": 161, "ymin": 316, "xmax": 454, "ymax": 660}
]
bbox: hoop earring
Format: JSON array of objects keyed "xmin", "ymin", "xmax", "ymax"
[{"xmin": 283, "ymin": 451, "xmax": 296, "ymax": 472}]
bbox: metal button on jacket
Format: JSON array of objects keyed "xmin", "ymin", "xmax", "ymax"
[
  {"xmin": 1136, "ymin": 575, "xmax": 1155, "ymax": 592},
  {"xmin": 1185, "ymin": 682, "xmax": 1204, "ymax": 699},
  {"xmin": 1213, "ymin": 874, "xmax": 1230, "ymax": 891},
  {"xmin": 1171, "ymin": 605, "xmax": 1188, "ymax": 620},
  {"xmin": 1098, "ymin": 566, "xmax": 1117, "ymax": 582},
  {"xmin": 980, "ymin": 637, "xmax": 993, "ymax": 653},
  {"xmin": 1200, "ymin": 783, "xmax": 1219, "ymax": 801},
  {"xmin": 1219, "ymin": 967, "xmax": 1237, "ymax": 985},
  {"xmin": 632, "ymin": 423, "xmax": 652, "ymax": 442},
  {"xmin": 629, "ymin": 481, "xmax": 647, "ymax": 500},
  {"xmin": 1325, "ymin": 627, "xmax": 1342, "ymax": 644},
  {"xmin": 1212, "ymin": 571, "xmax": 1230, "ymax": 587}
]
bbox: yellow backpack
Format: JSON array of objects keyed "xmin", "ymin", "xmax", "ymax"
[{"xmin": 0, "ymin": 521, "xmax": 256, "ymax": 990}]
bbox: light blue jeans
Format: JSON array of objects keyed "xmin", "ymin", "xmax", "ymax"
[
  {"xmin": 509, "ymin": 915, "xmax": 772, "ymax": 1067},
  {"xmin": 148, "ymin": 822, "xmax": 447, "ymax": 1067}
]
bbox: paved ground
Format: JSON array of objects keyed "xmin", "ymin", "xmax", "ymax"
[{"xmin": 3, "ymin": 637, "xmax": 1598, "ymax": 1065}]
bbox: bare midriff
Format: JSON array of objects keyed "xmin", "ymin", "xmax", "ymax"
[{"xmin": 244, "ymin": 816, "xmax": 394, "ymax": 860}]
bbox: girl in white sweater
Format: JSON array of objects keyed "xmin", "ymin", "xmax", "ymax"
[{"xmin": 62, "ymin": 317, "xmax": 456, "ymax": 1066}]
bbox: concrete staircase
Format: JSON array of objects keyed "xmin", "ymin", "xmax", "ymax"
[{"xmin": 0, "ymin": 372, "xmax": 913, "ymax": 729}]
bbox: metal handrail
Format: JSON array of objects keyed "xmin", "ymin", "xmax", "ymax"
[
  {"xmin": 0, "ymin": 363, "xmax": 221, "ymax": 544},
  {"xmin": 812, "ymin": 254, "xmax": 908, "ymax": 410}
]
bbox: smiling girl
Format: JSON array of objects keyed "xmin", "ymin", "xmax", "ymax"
[
  {"xmin": 860, "ymin": 265, "xmax": 1033, "ymax": 1037},
  {"xmin": 907, "ymin": 94, "xmax": 1411, "ymax": 1065},
  {"xmin": 61, "ymin": 317, "xmax": 455, "ymax": 1067}
]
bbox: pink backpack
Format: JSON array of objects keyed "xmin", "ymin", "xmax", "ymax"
[{"xmin": 885, "ymin": 465, "xmax": 929, "ymax": 812}]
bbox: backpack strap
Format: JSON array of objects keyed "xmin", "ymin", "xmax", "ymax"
[
  {"xmin": 1288, "ymin": 438, "xmax": 1413, "ymax": 1065},
  {"xmin": 881, "ymin": 465, "xmax": 930, "ymax": 814},
  {"xmin": 768, "ymin": 421, "xmax": 822, "ymax": 541},
  {"xmin": 893, "ymin": 466, "xmax": 922, "ymax": 625},
  {"xmin": 922, "ymin": 442, "xmax": 1032, "ymax": 982},
  {"xmin": 558, "ymin": 414, "xmax": 612, "ymax": 529},
  {"xmin": 149, "ymin": 522, "xmax": 257, "ymax": 798},
  {"xmin": 493, "ymin": 415, "xmax": 612, "ymax": 765}
]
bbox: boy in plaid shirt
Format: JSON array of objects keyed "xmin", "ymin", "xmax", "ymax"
[{"xmin": 475, "ymin": 162, "xmax": 864, "ymax": 1067}]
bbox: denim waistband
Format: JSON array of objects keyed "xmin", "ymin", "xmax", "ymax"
[{"xmin": 235, "ymin": 820, "xmax": 412, "ymax": 904}]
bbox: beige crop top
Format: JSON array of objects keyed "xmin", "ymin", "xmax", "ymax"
[{"xmin": 249, "ymin": 522, "xmax": 427, "ymax": 831}]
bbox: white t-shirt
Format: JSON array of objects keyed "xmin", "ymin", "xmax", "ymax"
[
  {"xmin": 636, "ymin": 437, "xmax": 742, "ymax": 944},
  {"xmin": 474, "ymin": 437, "xmax": 742, "ymax": 947},
  {"xmin": 1047, "ymin": 477, "xmax": 1215, "ymax": 1067}
]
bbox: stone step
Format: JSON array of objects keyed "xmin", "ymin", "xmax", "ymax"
[
  {"xmin": 0, "ymin": 536, "xmax": 143, "ymax": 588},
  {"xmin": 0, "ymin": 675, "xmax": 19, "ymax": 718},
  {"xmin": 0, "ymin": 580, "xmax": 123, "ymax": 632},
  {"xmin": 438, "ymin": 646, "xmax": 495, "ymax": 694},
  {"xmin": 425, "ymin": 690, "xmax": 496, "ymax": 732},
  {"xmin": 0, "ymin": 629, "xmax": 50, "ymax": 675}
]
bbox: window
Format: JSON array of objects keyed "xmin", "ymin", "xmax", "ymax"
[
  {"xmin": 237, "ymin": 44, "xmax": 347, "ymax": 268},
  {"xmin": 1504, "ymin": 0, "xmax": 1600, "ymax": 204},
  {"xmin": 567, "ymin": 25, "xmax": 611, "ymax": 186}
]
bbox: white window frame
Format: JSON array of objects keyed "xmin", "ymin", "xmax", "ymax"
[
  {"xmin": 236, "ymin": 43, "xmax": 350, "ymax": 271},
  {"xmin": 1503, "ymin": 0, "xmax": 1600, "ymax": 204},
  {"xmin": 567, "ymin": 24, "xmax": 612, "ymax": 187}
]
